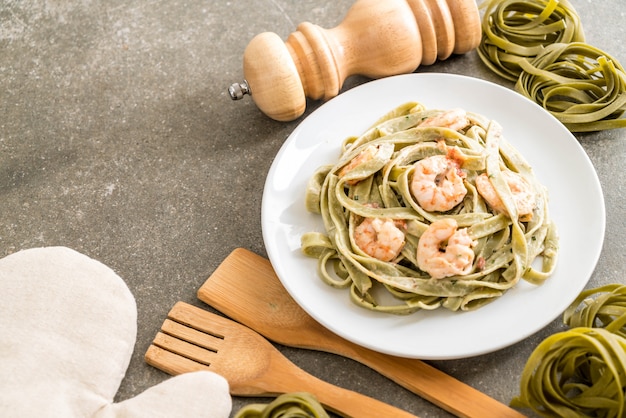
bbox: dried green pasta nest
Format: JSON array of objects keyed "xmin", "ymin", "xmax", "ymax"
[
  {"xmin": 564, "ymin": 284, "xmax": 626, "ymax": 339},
  {"xmin": 513, "ymin": 285, "xmax": 626, "ymax": 417},
  {"xmin": 233, "ymin": 392, "xmax": 329, "ymax": 418},
  {"xmin": 478, "ymin": 0, "xmax": 585, "ymax": 82},
  {"xmin": 515, "ymin": 42, "xmax": 626, "ymax": 132},
  {"xmin": 478, "ymin": 0, "xmax": 626, "ymax": 132}
]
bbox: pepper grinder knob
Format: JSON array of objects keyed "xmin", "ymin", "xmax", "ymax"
[
  {"xmin": 230, "ymin": 0, "xmax": 481, "ymax": 122},
  {"xmin": 228, "ymin": 80, "xmax": 250, "ymax": 100}
]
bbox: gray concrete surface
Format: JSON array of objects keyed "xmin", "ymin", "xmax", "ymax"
[{"xmin": 1, "ymin": 1, "xmax": 624, "ymax": 417}]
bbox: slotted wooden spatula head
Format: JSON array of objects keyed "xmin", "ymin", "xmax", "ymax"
[{"xmin": 146, "ymin": 302, "xmax": 274, "ymax": 393}]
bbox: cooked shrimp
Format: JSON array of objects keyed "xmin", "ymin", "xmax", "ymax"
[
  {"xmin": 337, "ymin": 144, "xmax": 378, "ymax": 185},
  {"xmin": 354, "ymin": 217, "xmax": 406, "ymax": 262},
  {"xmin": 475, "ymin": 170, "xmax": 535, "ymax": 221},
  {"xmin": 417, "ymin": 218, "xmax": 476, "ymax": 279},
  {"xmin": 410, "ymin": 155, "xmax": 467, "ymax": 212},
  {"xmin": 419, "ymin": 108, "xmax": 469, "ymax": 132}
]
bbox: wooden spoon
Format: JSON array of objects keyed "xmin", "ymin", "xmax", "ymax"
[
  {"xmin": 197, "ymin": 248, "xmax": 527, "ymax": 418},
  {"xmin": 145, "ymin": 301, "xmax": 418, "ymax": 418}
]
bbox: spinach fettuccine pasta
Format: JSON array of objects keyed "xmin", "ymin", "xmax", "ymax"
[
  {"xmin": 512, "ymin": 285, "xmax": 626, "ymax": 417},
  {"xmin": 563, "ymin": 284, "xmax": 626, "ymax": 338},
  {"xmin": 478, "ymin": 0, "xmax": 626, "ymax": 132},
  {"xmin": 512, "ymin": 327, "xmax": 626, "ymax": 417},
  {"xmin": 478, "ymin": 0, "xmax": 585, "ymax": 82},
  {"xmin": 234, "ymin": 392, "xmax": 329, "ymax": 418},
  {"xmin": 300, "ymin": 102, "xmax": 558, "ymax": 314},
  {"xmin": 516, "ymin": 42, "xmax": 626, "ymax": 132}
]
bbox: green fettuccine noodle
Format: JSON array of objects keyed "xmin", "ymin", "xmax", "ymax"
[
  {"xmin": 477, "ymin": 0, "xmax": 585, "ymax": 82},
  {"xmin": 300, "ymin": 102, "xmax": 559, "ymax": 314},
  {"xmin": 516, "ymin": 42, "xmax": 626, "ymax": 132},
  {"xmin": 511, "ymin": 327, "xmax": 626, "ymax": 417},
  {"xmin": 564, "ymin": 284, "xmax": 626, "ymax": 339},
  {"xmin": 477, "ymin": 0, "xmax": 585, "ymax": 81},
  {"xmin": 478, "ymin": 0, "xmax": 626, "ymax": 132},
  {"xmin": 512, "ymin": 285, "xmax": 626, "ymax": 417},
  {"xmin": 233, "ymin": 392, "xmax": 329, "ymax": 418}
]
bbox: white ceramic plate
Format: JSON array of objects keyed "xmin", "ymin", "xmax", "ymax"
[{"xmin": 261, "ymin": 73, "xmax": 605, "ymax": 360}]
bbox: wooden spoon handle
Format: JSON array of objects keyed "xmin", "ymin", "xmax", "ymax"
[
  {"xmin": 346, "ymin": 347, "xmax": 526, "ymax": 418},
  {"xmin": 314, "ymin": 379, "xmax": 418, "ymax": 418}
]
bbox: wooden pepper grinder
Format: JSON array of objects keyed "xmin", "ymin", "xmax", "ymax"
[{"xmin": 228, "ymin": 0, "xmax": 481, "ymax": 121}]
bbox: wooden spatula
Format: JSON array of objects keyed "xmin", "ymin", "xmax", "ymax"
[
  {"xmin": 197, "ymin": 248, "xmax": 526, "ymax": 418},
  {"xmin": 145, "ymin": 301, "xmax": 418, "ymax": 418}
]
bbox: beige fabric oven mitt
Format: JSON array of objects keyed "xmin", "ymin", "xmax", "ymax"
[{"xmin": 0, "ymin": 246, "xmax": 232, "ymax": 418}]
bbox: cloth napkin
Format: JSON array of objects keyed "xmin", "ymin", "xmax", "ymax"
[{"xmin": 0, "ymin": 246, "xmax": 232, "ymax": 417}]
